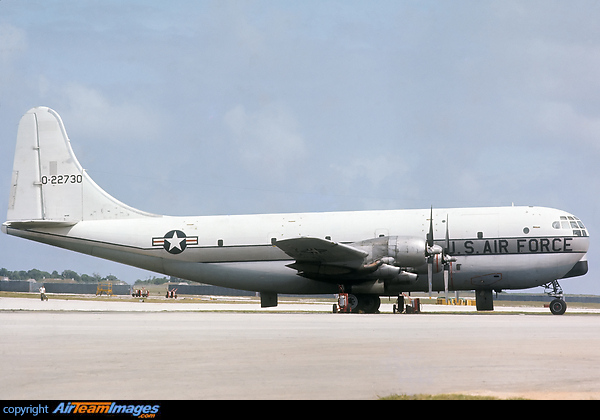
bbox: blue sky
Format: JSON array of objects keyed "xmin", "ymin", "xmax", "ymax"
[{"xmin": 1, "ymin": 0, "xmax": 599, "ymax": 294}]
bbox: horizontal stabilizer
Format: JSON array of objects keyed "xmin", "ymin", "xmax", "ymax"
[{"xmin": 2, "ymin": 220, "xmax": 77, "ymax": 230}]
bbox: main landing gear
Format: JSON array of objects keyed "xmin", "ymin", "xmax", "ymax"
[
  {"xmin": 333, "ymin": 286, "xmax": 381, "ymax": 314},
  {"xmin": 333, "ymin": 289, "xmax": 418, "ymax": 314},
  {"xmin": 545, "ymin": 280, "xmax": 567, "ymax": 315},
  {"xmin": 341, "ymin": 293, "xmax": 380, "ymax": 313}
]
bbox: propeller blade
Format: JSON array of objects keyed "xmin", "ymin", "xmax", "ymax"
[
  {"xmin": 427, "ymin": 207, "xmax": 434, "ymax": 248},
  {"xmin": 428, "ymin": 259, "xmax": 433, "ymax": 297},
  {"xmin": 445, "ymin": 214, "xmax": 450, "ymax": 254},
  {"xmin": 444, "ymin": 263, "xmax": 449, "ymax": 301}
]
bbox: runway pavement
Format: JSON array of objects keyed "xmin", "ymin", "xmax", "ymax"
[
  {"xmin": 2, "ymin": 296, "xmax": 600, "ymax": 399},
  {"xmin": 3, "ymin": 294, "xmax": 600, "ymax": 313}
]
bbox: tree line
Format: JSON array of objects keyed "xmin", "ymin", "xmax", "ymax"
[
  {"xmin": 0, "ymin": 268, "xmax": 121, "ymax": 283},
  {"xmin": 1, "ymin": 268, "xmax": 184, "ymax": 285}
]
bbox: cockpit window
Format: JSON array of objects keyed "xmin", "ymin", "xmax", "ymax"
[{"xmin": 556, "ymin": 215, "xmax": 588, "ymax": 237}]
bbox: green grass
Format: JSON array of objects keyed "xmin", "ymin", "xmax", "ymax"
[{"xmin": 379, "ymin": 393, "xmax": 527, "ymax": 400}]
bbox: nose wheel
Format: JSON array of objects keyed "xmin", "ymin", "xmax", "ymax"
[
  {"xmin": 545, "ymin": 280, "xmax": 567, "ymax": 315},
  {"xmin": 549, "ymin": 298, "xmax": 567, "ymax": 315}
]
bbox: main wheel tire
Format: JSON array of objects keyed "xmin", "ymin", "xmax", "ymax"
[
  {"xmin": 349, "ymin": 294, "xmax": 381, "ymax": 313},
  {"xmin": 549, "ymin": 298, "xmax": 567, "ymax": 315},
  {"xmin": 348, "ymin": 294, "xmax": 360, "ymax": 312},
  {"xmin": 361, "ymin": 295, "xmax": 381, "ymax": 313}
]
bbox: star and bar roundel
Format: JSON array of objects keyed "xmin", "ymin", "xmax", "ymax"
[{"xmin": 152, "ymin": 230, "xmax": 198, "ymax": 254}]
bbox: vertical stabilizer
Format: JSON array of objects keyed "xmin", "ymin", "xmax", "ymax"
[{"xmin": 6, "ymin": 107, "xmax": 157, "ymax": 223}]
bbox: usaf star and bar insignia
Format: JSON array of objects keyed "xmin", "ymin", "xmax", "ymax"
[{"xmin": 152, "ymin": 230, "xmax": 198, "ymax": 254}]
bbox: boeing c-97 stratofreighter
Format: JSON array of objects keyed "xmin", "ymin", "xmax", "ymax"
[{"xmin": 2, "ymin": 107, "xmax": 590, "ymax": 314}]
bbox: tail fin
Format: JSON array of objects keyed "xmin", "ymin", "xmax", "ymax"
[{"xmin": 6, "ymin": 107, "xmax": 157, "ymax": 223}]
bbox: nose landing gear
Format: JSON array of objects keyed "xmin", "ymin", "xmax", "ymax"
[
  {"xmin": 549, "ymin": 298, "xmax": 567, "ymax": 315},
  {"xmin": 545, "ymin": 280, "xmax": 567, "ymax": 315}
]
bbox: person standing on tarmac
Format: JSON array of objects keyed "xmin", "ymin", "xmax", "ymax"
[{"xmin": 39, "ymin": 285, "xmax": 48, "ymax": 301}]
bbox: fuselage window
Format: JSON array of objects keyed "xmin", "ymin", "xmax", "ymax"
[
  {"xmin": 552, "ymin": 221, "xmax": 561, "ymax": 229},
  {"xmin": 561, "ymin": 221, "xmax": 570, "ymax": 229}
]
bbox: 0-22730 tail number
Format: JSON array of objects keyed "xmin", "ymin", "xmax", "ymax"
[{"xmin": 41, "ymin": 174, "xmax": 83, "ymax": 185}]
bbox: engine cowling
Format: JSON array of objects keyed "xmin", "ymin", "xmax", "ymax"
[
  {"xmin": 387, "ymin": 236, "xmax": 428, "ymax": 268},
  {"xmin": 351, "ymin": 235, "xmax": 443, "ymax": 274}
]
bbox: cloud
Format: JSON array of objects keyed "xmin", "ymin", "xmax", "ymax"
[
  {"xmin": 53, "ymin": 83, "xmax": 163, "ymax": 144},
  {"xmin": 0, "ymin": 23, "xmax": 27, "ymax": 61},
  {"xmin": 223, "ymin": 103, "xmax": 306, "ymax": 180},
  {"xmin": 0, "ymin": 23, "xmax": 27, "ymax": 89},
  {"xmin": 330, "ymin": 155, "xmax": 409, "ymax": 190}
]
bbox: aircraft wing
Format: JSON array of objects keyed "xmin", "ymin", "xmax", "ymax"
[{"xmin": 275, "ymin": 237, "xmax": 370, "ymax": 278}]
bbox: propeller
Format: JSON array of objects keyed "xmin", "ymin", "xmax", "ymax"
[
  {"xmin": 426, "ymin": 207, "xmax": 442, "ymax": 297},
  {"xmin": 443, "ymin": 214, "xmax": 457, "ymax": 301},
  {"xmin": 426, "ymin": 208, "xmax": 456, "ymax": 299}
]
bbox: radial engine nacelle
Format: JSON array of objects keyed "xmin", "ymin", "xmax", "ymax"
[{"xmin": 352, "ymin": 235, "xmax": 443, "ymax": 274}]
